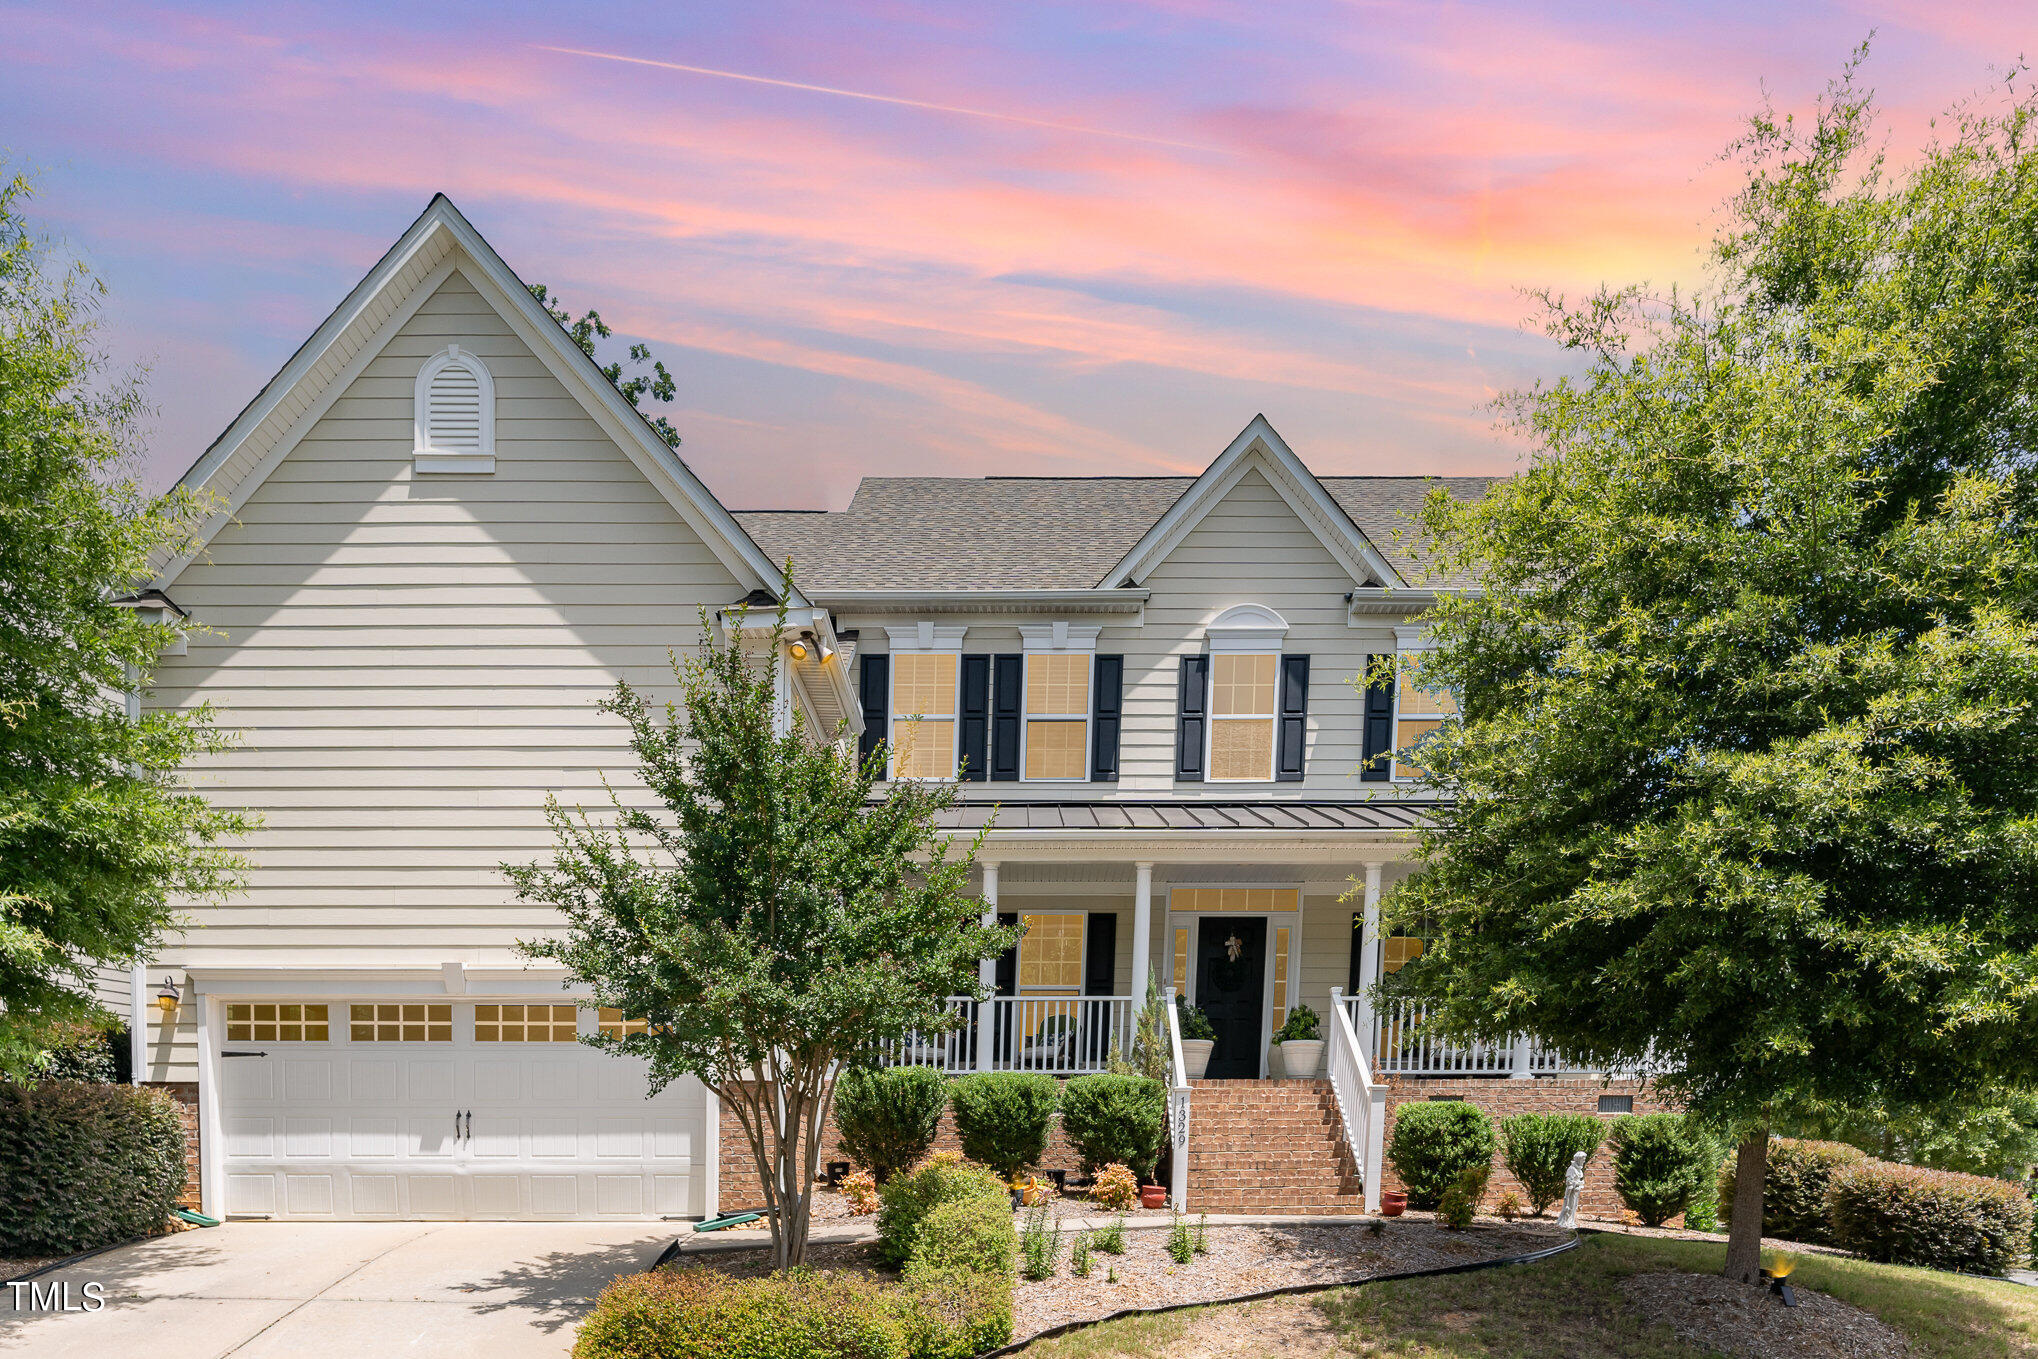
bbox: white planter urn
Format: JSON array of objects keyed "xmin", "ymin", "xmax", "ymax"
[
  {"xmin": 1277, "ymin": 1039, "xmax": 1325, "ymax": 1079},
  {"xmin": 1179, "ymin": 1039, "xmax": 1214, "ymax": 1081}
]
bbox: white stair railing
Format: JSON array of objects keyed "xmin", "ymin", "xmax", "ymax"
[
  {"xmin": 1327, "ymin": 986, "xmax": 1387, "ymax": 1213},
  {"xmin": 1165, "ymin": 993, "xmax": 1191, "ymax": 1212}
]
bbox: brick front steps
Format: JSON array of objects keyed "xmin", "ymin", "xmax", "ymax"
[{"xmin": 1184, "ymin": 1078, "xmax": 1366, "ymax": 1214}]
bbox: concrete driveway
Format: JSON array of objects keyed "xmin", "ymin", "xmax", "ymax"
[{"xmin": 0, "ymin": 1222, "xmax": 673, "ymax": 1358}]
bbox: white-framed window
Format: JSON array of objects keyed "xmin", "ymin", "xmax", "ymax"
[
  {"xmin": 473, "ymin": 1003, "xmax": 578, "ymax": 1043},
  {"xmin": 884, "ymin": 624, "xmax": 967, "ymax": 780},
  {"xmin": 1023, "ymin": 654, "xmax": 1090, "ymax": 780},
  {"xmin": 1393, "ymin": 643, "xmax": 1457, "ymax": 781},
  {"xmin": 1208, "ymin": 653, "xmax": 1279, "ymax": 781},
  {"xmin": 413, "ymin": 344, "xmax": 496, "ymax": 474},
  {"xmin": 1015, "ymin": 910, "xmax": 1088, "ymax": 1044},
  {"xmin": 349, "ymin": 1003, "xmax": 453, "ymax": 1043}
]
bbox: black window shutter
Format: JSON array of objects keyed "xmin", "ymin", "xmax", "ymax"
[
  {"xmin": 959, "ymin": 655, "xmax": 990, "ymax": 782},
  {"xmin": 994, "ymin": 913, "xmax": 1019, "ymax": 995},
  {"xmin": 1349, "ymin": 911, "xmax": 1366, "ymax": 996},
  {"xmin": 990, "ymin": 654, "xmax": 1022, "ymax": 781},
  {"xmin": 1175, "ymin": 655, "xmax": 1209, "ymax": 781},
  {"xmin": 858, "ymin": 654, "xmax": 889, "ymax": 770},
  {"xmin": 1090, "ymin": 655, "xmax": 1123, "ymax": 782},
  {"xmin": 1360, "ymin": 653, "xmax": 1395, "ymax": 782},
  {"xmin": 1084, "ymin": 913, "xmax": 1117, "ymax": 995},
  {"xmin": 1276, "ymin": 654, "xmax": 1310, "ymax": 782}
]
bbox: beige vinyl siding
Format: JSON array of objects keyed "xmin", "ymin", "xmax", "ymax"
[{"xmin": 139, "ymin": 270, "xmax": 744, "ymax": 1079}]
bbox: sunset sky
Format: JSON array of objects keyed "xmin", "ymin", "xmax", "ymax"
[{"xmin": 6, "ymin": 2, "xmax": 2033, "ymax": 509}]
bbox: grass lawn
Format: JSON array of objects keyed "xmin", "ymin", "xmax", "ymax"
[{"xmin": 1019, "ymin": 1231, "xmax": 2038, "ymax": 1358}]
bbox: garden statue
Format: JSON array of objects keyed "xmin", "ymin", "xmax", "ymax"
[{"xmin": 1556, "ymin": 1150, "xmax": 1586, "ymax": 1229}]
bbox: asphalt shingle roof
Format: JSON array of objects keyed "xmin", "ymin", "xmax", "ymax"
[{"xmin": 733, "ymin": 475, "xmax": 1493, "ymax": 592}]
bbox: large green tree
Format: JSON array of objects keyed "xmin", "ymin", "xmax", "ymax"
[
  {"xmin": 1384, "ymin": 61, "xmax": 2038, "ymax": 1283},
  {"xmin": 511, "ymin": 589, "xmax": 1013, "ymax": 1268},
  {"xmin": 0, "ymin": 174, "xmax": 251, "ymax": 1074}
]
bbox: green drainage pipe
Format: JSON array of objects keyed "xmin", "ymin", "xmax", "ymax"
[
  {"xmin": 691, "ymin": 1210, "xmax": 766, "ymax": 1233},
  {"xmin": 174, "ymin": 1208, "xmax": 221, "ymax": 1228}
]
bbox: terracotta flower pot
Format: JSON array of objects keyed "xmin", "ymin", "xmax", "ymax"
[
  {"xmin": 1379, "ymin": 1190, "xmax": 1407, "ymax": 1218},
  {"xmin": 1140, "ymin": 1185, "xmax": 1168, "ymax": 1210}
]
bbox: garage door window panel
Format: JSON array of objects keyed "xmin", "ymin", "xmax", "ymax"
[
  {"xmin": 475, "ymin": 1004, "xmax": 579, "ymax": 1042},
  {"xmin": 350, "ymin": 1003, "xmax": 452, "ymax": 1043},
  {"xmin": 226, "ymin": 1003, "xmax": 330, "ymax": 1043}
]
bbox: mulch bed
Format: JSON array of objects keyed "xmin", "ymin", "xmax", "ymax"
[
  {"xmin": 667, "ymin": 1215, "xmax": 1564, "ymax": 1344},
  {"xmin": 1619, "ymin": 1270, "xmax": 1914, "ymax": 1359}
]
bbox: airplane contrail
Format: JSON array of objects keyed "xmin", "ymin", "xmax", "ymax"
[{"xmin": 534, "ymin": 44, "xmax": 1226, "ymax": 154}]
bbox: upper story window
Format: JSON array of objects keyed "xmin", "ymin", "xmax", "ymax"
[
  {"xmin": 413, "ymin": 344, "xmax": 496, "ymax": 474},
  {"xmin": 1394, "ymin": 644, "xmax": 1457, "ymax": 781},
  {"xmin": 1209, "ymin": 653, "xmax": 1278, "ymax": 781},
  {"xmin": 1018, "ymin": 623, "xmax": 1100, "ymax": 782},
  {"xmin": 1024, "ymin": 655, "xmax": 1090, "ymax": 779},
  {"xmin": 885, "ymin": 624, "xmax": 967, "ymax": 779}
]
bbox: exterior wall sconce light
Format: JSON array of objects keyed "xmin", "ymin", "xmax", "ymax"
[{"xmin": 155, "ymin": 976, "xmax": 182, "ymax": 1016}]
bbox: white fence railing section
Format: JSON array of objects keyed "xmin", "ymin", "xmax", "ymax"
[
  {"xmin": 1348, "ymin": 996, "xmax": 1593, "ymax": 1078},
  {"xmin": 875, "ymin": 995, "xmax": 1137, "ymax": 1076},
  {"xmin": 1326, "ymin": 986, "xmax": 1387, "ymax": 1212}
]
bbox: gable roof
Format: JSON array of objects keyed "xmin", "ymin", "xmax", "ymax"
[
  {"xmin": 155, "ymin": 195, "xmax": 797, "ymax": 602},
  {"xmin": 734, "ymin": 417, "xmax": 1493, "ymax": 594}
]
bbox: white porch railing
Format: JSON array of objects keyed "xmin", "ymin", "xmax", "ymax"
[
  {"xmin": 876, "ymin": 995, "xmax": 1138, "ymax": 1076},
  {"xmin": 1347, "ymin": 995, "xmax": 1594, "ymax": 1078},
  {"xmin": 1326, "ymin": 986, "xmax": 1387, "ymax": 1212},
  {"xmin": 1165, "ymin": 994, "xmax": 1191, "ymax": 1212}
]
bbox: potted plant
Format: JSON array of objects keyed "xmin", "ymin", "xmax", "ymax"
[
  {"xmin": 1380, "ymin": 1188, "xmax": 1407, "ymax": 1217},
  {"xmin": 1273, "ymin": 1004, "xmax": 1324, "ymax": 1078},
  {"xmin": 1175, "ymin": 997, "xmax": 1216, "ymax": 1080}
]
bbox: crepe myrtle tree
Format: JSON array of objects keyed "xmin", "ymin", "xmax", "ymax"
[
  {"xmin": 509, "ymin": 582, "xmax": 1014, "ymax": 1268},
  {"xmin": 0, "ymin": 172, "xmax": 251, "ymax": 1076},
  {"xmin": 1375, "ymin": 59, "xmax": 2038, "ymax": 1286}
]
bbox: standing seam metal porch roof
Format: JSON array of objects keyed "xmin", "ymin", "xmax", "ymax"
[
  {"xmin": 926, "ymin": 800, "xmax": 1444, "ymax": 833},
  {"xmin": 733, "ymin": 475, "xmax": 1492, "ymax": 593}
]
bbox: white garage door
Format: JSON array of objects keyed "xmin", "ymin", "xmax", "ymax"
[{"xmin": 218, "ymin": 1001, "xmax": 704, "ymax": 1221}]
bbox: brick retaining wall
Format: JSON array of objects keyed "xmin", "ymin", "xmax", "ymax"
[
  {"xmin": 1378, "ymin": 1076, "xmax": 1674, "ymax": 1220},
  {"xmin": 717, "ymin": 1082, "xmax": 1083, "ymax": 1213}
]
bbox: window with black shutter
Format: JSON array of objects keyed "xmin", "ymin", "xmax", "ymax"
[
  {"xmin": 1090, "ymin": 655, "xmax": 1123, "ymax": 782},
  {"xmin": 1360, "ymin": 653, "xmax": 1394, "ymax": 782},
  {"xmin": 1175, "ymin": 655, "xmax": 1209, "ymax": 781}
]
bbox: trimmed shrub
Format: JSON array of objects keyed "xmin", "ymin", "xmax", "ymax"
[
  {"xmin": 1609, "ymin": 1114, "xmax": 1715, "ymax": 1228},
  {"xmin": 1387, "ymin": 1100, "xmax": 1496, "ymax": 1210},
  {"xmin": 1175, "ymin": 998, "xmax": 1216, "ymax": 1042},
  {"xmin": 910, "ymin": 1194, "xmax": 1017, "ymax": 1279},
  {"xmin": 1091, "ymin": 1163, "xmax": 1139, "ymax": 1210},
  {"xmin": 573, "ymin": 1268, "xmax": 909, "ymax": 1359},
  {"xmin": 1059, "ymin": 1075, "xmax": 1166, "ymax": 1182},
  {"xmin": 1827, "ymin": 1160, "xmax": 2033, "ymax": 1275},
  {"xmin": 1274, "ymin": 1004, "xmax": 1321, "ymax": 1043},
  {"xmin": 894, "ymin": 1265, "xmax": 1014, "ymax": 1359},
  {"xmin": 947, "ymin": 1073, "xmax": 1058, "ymax": 1178},
  {"xmin": 1437, "ymin": 1165, "xmax": 1487, "ymax": 1229},
  {"xmin": 875, "ymin": 1158, "xmax": 1007, "ymax": 1268},
  {"xmin": 0, "ymin": 1079, "xmax": 186, "ymax": 1255},
  {"xmin": 1718, "ymin": 1136, "xmax": 1865, "ymax": 1246},
  {"xmin": 1498, "ymin": 1113, "xmax": 1605, "ymax": 1216},
  {"xmin": 835, "ymin": 1067, "xmax": 949, "ymax": 1185}
]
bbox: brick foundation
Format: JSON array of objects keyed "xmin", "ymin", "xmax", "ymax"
[
  {"xmin": 1378, "ymin": 1076, "xmax": 1672, "ymax": 1220},
  {"xmin": 717, "ymin": 1083, "xmax": 1083, "ymax": 1213},
  {"xmin": 716, "ymin": 1074, "xmax": 1674, "ymax": 1219},
  {"xmin": 147, "ymin": 1081, "xmax": 202, "ymax": 1211}
]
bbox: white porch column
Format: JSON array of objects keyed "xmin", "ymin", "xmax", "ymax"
[
  {"xmin": 1509, "ymin": 1033, "xmax": 1536, "ymax": 1079},
  {"xmin": 977, "ymin": 863, "xmax": 999, "ymax": 1074},
  {"xmin": 977, "ymin": 863, "xmax": 1000, "ymax": 992},
  {"xmin": 1355, "ymin": 862, "xmax": 1384, "ymax": 1062},
  {"xmin": 1130, "ymin": 862, "xmax": 1154, "ymax": 997}
]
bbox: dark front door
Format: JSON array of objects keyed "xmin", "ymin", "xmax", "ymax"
[{"xmin": 1194, "ymin": 917, "xmax": 1267, "ymax": 1079}]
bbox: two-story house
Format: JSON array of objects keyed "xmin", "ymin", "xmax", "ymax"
[{"xmin": 131, "ymin": 197, "xmax": 1649, "ymax": 1226}]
